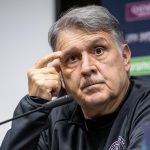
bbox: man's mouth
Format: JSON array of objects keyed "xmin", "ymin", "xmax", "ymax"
[{"xmin": 80, "ymin": 79, "xmax": 104, "ymax": 90}]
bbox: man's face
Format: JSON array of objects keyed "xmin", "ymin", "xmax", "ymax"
[{"xmin": 56, "ymin": 29, "xmax": 131, "ymax": 115}]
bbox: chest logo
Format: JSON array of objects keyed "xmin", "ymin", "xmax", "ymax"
[{"xmin": 109, "ymin": 136, "xmax": 126, "ymax": 150}]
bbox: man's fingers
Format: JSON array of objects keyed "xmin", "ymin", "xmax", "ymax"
[
  {"xmin": 34, "ymin": 79, "xmax": 60, "ymax": 91},
  {"xmin": 50, "ymin": 59, "xmax": 61, "ymax": 72},
  {"xmin": 33, "ymin": 51, "xmax": 62, "ymax": 69},
  {"xmin": 28, "ymin": 73, "xmax": 60, "ymax": 85},
  {"xmin": 28, "ymin": 67, "xmax": 59, "ymax": 76},
  {"xmin": 28, "ymin": 51, "xmax": 62, "ymax": 100}
]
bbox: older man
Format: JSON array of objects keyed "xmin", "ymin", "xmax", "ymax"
[{"xmin": 1, "ymin": 5, "xmax": 150, "ymax": 150}]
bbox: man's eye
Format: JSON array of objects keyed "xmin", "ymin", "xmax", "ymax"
[
  {"xmin": 68, "ymin": 55, "xmax": 78, "ymax": 63},
  {"xmin": 94, "ymin": 47, "xmax": 104, "ymax": 55}
]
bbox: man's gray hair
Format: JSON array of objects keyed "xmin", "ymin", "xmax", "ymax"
[{"xmin": 48, "ymin": 5, "xmax": 126, "ymax": 51}]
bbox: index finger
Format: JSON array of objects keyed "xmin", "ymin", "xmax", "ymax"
[{"xmin": 33, "ymin": 51, "xmax": 62, "ymax": 69}]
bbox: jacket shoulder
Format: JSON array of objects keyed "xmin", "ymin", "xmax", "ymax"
[
  {"xmin": 48, "ymin": 98, "xmax": 77, "ymax": 123},
  {"xmin": 131, "ymin": 76, "xmax": 150, "ymax": 88}
]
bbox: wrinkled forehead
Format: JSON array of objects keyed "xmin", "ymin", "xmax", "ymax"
[{"xmin": 55, "ymin": 29, "xmax": 116, "ymax": 52}]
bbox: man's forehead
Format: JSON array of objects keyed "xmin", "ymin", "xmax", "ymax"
[
  {"xmin": 58, "ymin": 29, "xmax": 111, "ymax": 39},
  {"xmin": 56, "ymin": 30, "xmax": 111, "ymax": 51}
]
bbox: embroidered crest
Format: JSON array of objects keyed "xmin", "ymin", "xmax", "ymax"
[{"xmin": 109, "ymin": 136, "xmax": 126, "ymax": 150}]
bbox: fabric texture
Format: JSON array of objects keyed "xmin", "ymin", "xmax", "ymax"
[{"xmin": 1, "ymin": 76, "xmax": 150, "ymax": 150}]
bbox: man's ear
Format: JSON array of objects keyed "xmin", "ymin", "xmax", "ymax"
[
  {"xmin": 59, "ymin": 71, "xmax": 66, "ymax": 89},
  {"xmin": 58, "ymin": 72, "xmax": 67, "ymax": 96},
  {"xmin": 122, "ymin": 44, "xmax": 131, "ymax": 71}
]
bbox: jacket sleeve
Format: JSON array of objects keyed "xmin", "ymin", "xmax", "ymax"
[
  {"xmin": 1, "ymin": 95, "xmax": 51, "ymax": 150},
  {"xmin": 127, "ymin": 92, "xmax": 150, "ymax": 150}
]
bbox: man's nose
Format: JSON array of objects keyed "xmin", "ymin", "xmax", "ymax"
[{"xmin": 81, "ymin": 52, "xmax": 97, "ymax": 76}]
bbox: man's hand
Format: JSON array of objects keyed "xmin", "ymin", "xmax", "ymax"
[{"xmin": 27, "ymin": 51, "xmax": 62, "ymax": 101}]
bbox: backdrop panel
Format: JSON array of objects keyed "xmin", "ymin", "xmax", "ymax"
[{"xmin": 101, "ymin": 0, "xmax": 150, "ymax": 76}]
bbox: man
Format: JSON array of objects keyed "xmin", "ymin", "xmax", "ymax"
[{"xmin": 1, "ymin": 5, "xmax": 150, "ymax": 150}]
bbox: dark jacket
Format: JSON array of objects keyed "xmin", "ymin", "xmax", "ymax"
[{"xmin": 1, "ymin": 76, "xmax": 150, "ymax": 150}]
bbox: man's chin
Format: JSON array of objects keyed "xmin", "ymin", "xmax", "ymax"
[{"xmin": 82, "ymin": 93, "xmax": 107, "ymax": 105}]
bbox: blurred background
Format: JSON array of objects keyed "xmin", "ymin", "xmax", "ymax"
[{"xmin": 0, "ymin": 0, "xmax": 150, "ymax": 144}]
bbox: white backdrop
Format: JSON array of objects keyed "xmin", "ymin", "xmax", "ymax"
[{"xmin": 0, "ymin": 0, "xmax": 55, "ymax": 144}]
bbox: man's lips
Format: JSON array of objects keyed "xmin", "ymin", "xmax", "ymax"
[{"xmin": 80, "ymin": 80, "xmax": 104, "ymax": 90}]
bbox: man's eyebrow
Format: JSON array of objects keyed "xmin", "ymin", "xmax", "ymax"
[
  {"xmin": 89, "ymin": 37, "xmax": 108, "ymax": 45},
  {"xmin": 61, "ymin": 47, "xmax": 79, "ymax": 57},
  {"xmin": 61, "ymin": 37, "xmax": 109, "ymax": 56}
]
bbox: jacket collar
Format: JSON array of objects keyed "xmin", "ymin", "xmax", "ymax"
[{"xmin": 69, "ymin": 103, "xmax": 85, "ymax": 127}]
